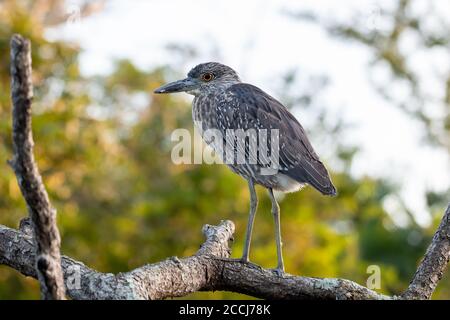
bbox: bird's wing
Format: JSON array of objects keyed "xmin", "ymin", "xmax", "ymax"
[{"xmin": 214, "ymin": 83, "xmax": 336, "ymax": 196}]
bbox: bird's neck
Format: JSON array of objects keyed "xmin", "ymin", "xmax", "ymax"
[{"xmin": 192, "ymin": 79, "xmax": 240, "ymax": 97}]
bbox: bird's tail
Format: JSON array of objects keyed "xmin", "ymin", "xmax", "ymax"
[
  {"xmin": 287, "ymin": 158, "xmax": 337, "ymax": 196},
  {"xmin": 306, "ymin": 172, "xmax": 337, "ymax": 196}
]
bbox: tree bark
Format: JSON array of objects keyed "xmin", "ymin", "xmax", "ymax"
[
  {"xmin": 0, "ymin": 221, "xmax": 390, "ymax": 300},
  {"xmin": 402, "ymin": 204, "xmax": 450, "ymax": 299},
  {"xmin": 1, "ymin": 203, "xmax": 449, "ymax": 300},
  {"xmin": 8, "ymin": 34, "xmax": 65, "ymax": 300}
]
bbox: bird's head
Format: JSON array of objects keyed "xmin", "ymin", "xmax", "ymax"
[{"xmin": 154, "ymin": 62, "xmax": 240, "ymax": 96}]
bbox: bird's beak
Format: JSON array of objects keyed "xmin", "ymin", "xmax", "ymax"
[{"xmin": 154, "ymin": 77, "xmax": 199, "ymax": 94}]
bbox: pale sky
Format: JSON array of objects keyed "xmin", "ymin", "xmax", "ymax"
[{"xmin": 46, "ymin": 0, "xmax": 450, "ymax": 226}]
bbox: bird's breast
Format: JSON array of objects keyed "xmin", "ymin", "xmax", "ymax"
[{"xmin": 192, "ymin": 94, "xmax": 218, "ymax": 133}]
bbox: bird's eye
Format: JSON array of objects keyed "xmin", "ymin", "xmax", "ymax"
[{"xmin": 201, "ymin": 73, "xmax": 214, "ymax": 82}]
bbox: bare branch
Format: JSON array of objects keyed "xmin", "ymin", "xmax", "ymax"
[
  {"xmin": 0, "ymin": 221, "xmax": 389, "ymax": 300},
  {"xmin": 402, "ymin": 203, "xmax": 450, "ymax": 299},
  {"xmin": 8, "ymin": 34, "xmax": 65, "ymax": 300},
  {"xmin": 1, "ymin": 201, "xmax": 449, "ymax": 300}
]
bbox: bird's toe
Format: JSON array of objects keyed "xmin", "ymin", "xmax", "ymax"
[{"xmin": 271, "ymin": 268, "xmax": 285, "ymax": 277}]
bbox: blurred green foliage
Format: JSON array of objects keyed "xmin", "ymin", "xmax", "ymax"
[
  {"xmin": 292, "ymin": 0, "xmax": 450, "ymax": 152},
  {"xmin": 0, "ymin": 0, "xmax": 448, "ymax": 299}
]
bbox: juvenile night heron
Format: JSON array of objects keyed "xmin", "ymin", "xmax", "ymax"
[{"xmin": 154, "ymin": 62, "xmax": 336, "ymax": 274}]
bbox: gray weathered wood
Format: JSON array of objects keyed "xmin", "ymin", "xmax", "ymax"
[
  {"xmin": 8, "ymin": 34, "xmax": 66, "ymax": 300},
  {"xmin": 0, "ymin": 221, "xmax": 389, "ymax": 300},
  {"xmin": 402, "ymin": 204, "xmax": 450, "ymax": 299},
  {"xmin": 1, "ymin": 204, "xmax": 449, "ymax": 300}
]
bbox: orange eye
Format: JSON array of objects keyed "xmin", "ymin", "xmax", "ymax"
[{"xmin": 201, "ymin": 73, "xmax": 214, "ymax": 82}]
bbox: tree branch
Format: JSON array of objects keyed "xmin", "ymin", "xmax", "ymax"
[
  {"xmin": 1, "ymin": 204, "xmax": 449, "ymax": 300},
  {"xmin": 8, "ymin": 34, "xmax": 65, "ymax": 300},
  {"xmin": 0, "ymin": 220, "xmax": 389, "ymax": 300},
  {"xmin": 402, "ymin": 203, "xmax": 450, "ymax": 299}
]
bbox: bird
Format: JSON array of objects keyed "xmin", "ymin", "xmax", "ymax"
[{"xmin": 154, "ymin": 62, "xmax": 336, "ymax": 275}]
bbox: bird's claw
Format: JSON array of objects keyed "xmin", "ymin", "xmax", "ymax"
[
  {"xmin": 217, "ymin": 257, "xmax": 262, "ymax": 269},
  {"xmin": 271, "ymin": 267, "xmax": 285, "ymax": 277},
  {"xmin": 240, "ymin": 257, "xmax": 250, "ymax": 264},
  {"xmin": 240, "ymin": 258, "xmax": 262, "ymax": 269}
]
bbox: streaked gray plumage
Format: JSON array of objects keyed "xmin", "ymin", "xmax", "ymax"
[{"xmin": 154, "ymin": 62, "xmax": 336, "ymax": 274}]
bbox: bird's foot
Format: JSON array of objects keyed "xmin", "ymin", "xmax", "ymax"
[
  {"xmin": 270, "ymin": 267, "xmax": 285, "ymax": 277},
  {"xmin": 213, "ymin": 257, "xmax": 245, "ymax": 263},
  {"xmin": 239, "ymin": 257, "xmax": 263, "ymax": 269},
  {"xmin": 216, "ymin": 257, "xmax": 262, "ymax": 269},
  {"xmin": 240, "ymin": 256, "xmax": 250, "ymax": 264}
]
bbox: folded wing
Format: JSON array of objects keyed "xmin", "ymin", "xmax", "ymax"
[{"xmin": 215, "ymin": 83, "xmax": 337, "ymax": 196}]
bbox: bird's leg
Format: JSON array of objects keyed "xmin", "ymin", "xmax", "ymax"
[
  {"xmin": 241, "ymin": 179, "xmax": 258, "ymax": 263},
  {"xmin": 268, "ymin": 188, "xmax": 285, "ymax": 275}
]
